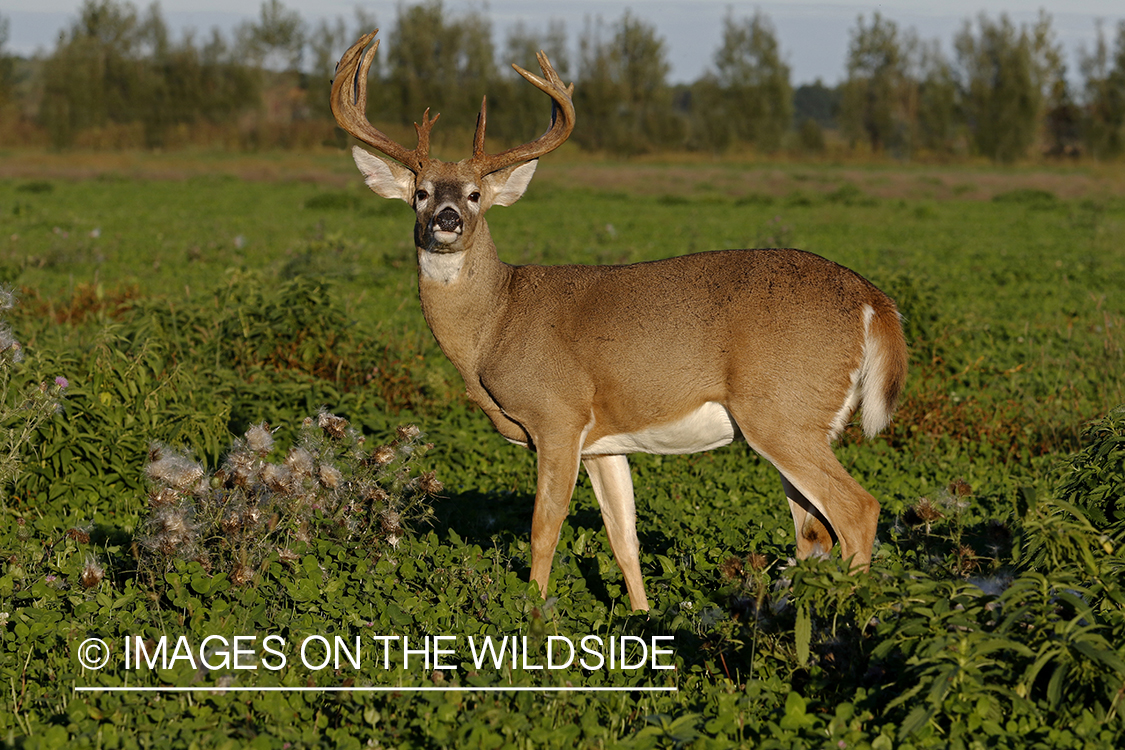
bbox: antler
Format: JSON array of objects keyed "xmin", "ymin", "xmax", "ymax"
[
  {"xmin": 471, "ymin": 51, "xmax": 576, "ymax": 175},
  {"xmin": 331, "ymin": 30, "xmax": 439, "ymax": 173}
]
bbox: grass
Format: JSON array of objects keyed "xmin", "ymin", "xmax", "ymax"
[{"xmin": 0, "ymin": 150, "xmax": 1124, "ymax": 748}]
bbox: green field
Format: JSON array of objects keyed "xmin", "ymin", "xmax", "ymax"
[{"xmin": 1, "ymin": 152, "xmax": 1124, "ymax": 748}]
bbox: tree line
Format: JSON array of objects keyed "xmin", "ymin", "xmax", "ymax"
[{"xmin": 0, "ymin": 0, "xmax": 1123, "ymax": 161}]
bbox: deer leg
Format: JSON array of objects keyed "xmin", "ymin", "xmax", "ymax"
[
  {"xmin": 781, "ymin": 472, "xmax": 836, "ymax": 559},
  {"xmin": 768, "ymin": 445, "xmax": 879, "ymax": 570},
  {"xmin": 584, "ymin": 454, "xmax": 649, "ymax": 611},
  {"xmin": 528, "ymin": 438, "xmax": 584, "ymax": 600},
  {"xmin": 732, "ymin": 399, "xmax": 878, "ymax": 571}
]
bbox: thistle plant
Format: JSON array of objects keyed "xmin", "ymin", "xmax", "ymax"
[
  {"xmin": 0, "ymin": 287, "xmax": 66, "ymax": 509},
  {"xmin": 137, "ymin": 410, "xmax": 440, "ymax": 584}
]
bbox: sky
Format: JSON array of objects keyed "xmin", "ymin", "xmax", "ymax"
[{"xmin": 4, "ymin": 1, "xmax": 1124, "ymax": 85}]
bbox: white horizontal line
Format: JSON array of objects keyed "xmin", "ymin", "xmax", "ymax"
[{"xmin": 75, "ymin": 686, "xmax": 677, "ymax": 693}]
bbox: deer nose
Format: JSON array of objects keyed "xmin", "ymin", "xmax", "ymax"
[{"xmin": 434, "ymin": 207, "xmax": 462, "ymax": 233}]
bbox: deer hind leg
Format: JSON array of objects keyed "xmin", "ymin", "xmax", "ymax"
[
  {"xmin": 583, "ymin": 454, "xmax": 649, "ymax": 612},
  {"xmin": 768, "ymin": 443, "xmax": 880, "ymax": 570},
  {"xmin": 732, "ymin": 406, "xmax": 879, "ymax": 570},
  {"xmin": 782, "ymin": 473, "xmax": 836, "ymax": 560}
]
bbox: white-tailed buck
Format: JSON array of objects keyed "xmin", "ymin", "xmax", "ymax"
[{"xmin": 332, "ymin": 31, "xmax": 907, "ymax": 612}]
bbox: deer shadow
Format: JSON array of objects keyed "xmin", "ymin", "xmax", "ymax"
[{"xmin": 427, "ymin": 483, "xmax": 682, "ymax": 607}]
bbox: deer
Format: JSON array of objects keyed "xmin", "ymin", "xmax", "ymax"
[{"xmin": 331, "ymin": 30, "xmax": 907, "ymax": 612}]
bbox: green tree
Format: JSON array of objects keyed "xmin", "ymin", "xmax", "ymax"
[
  {"xmin": 793, "ymin": 79, "xmax": 840, "ymax": 130},
  {"xmin": 687, "ymin": 75, "xmax": 731, "ymax": 154},
  {"xmin": 954, "ymin": 11, "xmax": 1061, "ymax": 162},
  {"xmin": 236, "ymin": 0, "xmax": 306, "ymax": 73},
  {"xmin": 0, "ymin": 13, "xmax": 13, "ymax": 110},
  {"xmin": 306, "ymin": 16, "xmax": 349, "ymax": 122},
  {"xmin": 914, "ymin": 39, "xmax": 960, "ymax": 154},
  {"xmin": 575, "ymin": 11, "xmax": 678, "ymax": 154},
  {"xmin": 385, "ymin": 0, "xmax": 497, "ymax": 149},
  {"xmin": 1078, "ymin": 20, "xmax": 1125, "ymax": 159},
  {"xmin": 710, "ymin": 10, "xmax": 792, "ymax": 152},
  {"xmin": 494, "ymin": 19, "xmax": 570, "ymax": 147},
  {"xmin": 39, "ymin": 0, "xmax": 259, "ymax": 148},
  {"xmin": 840, "ymin": 12, "xmax": 915, "ymax": 154},
  {"xmin": 39, "ymin": 0, "xmax": 144, "ymax": 147},
  {"xmin": 193, "ymin": 28, "xmax": 260, "ymax": 127}
]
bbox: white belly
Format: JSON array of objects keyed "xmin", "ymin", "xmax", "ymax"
[{"xmin": 582, "ymin": 402, "xmax": 740, "ymax": 456}]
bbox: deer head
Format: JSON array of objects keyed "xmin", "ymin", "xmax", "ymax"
[{"xmin": 331, "ymin": 30, "xmax": 575, "ymax": 256}]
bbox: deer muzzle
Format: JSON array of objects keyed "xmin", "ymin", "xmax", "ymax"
[{"xmin": 434, "ymin": 207, "xmax": 462, "ymax": 233}]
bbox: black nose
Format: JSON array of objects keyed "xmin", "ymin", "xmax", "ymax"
[{"xmin": 434, "ymin": 207, "xmax": 462, "ymax": 232}]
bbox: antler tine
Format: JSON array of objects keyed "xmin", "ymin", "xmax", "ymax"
[
  {"xmin": 470, "ymin": 51, "xmax": 575, "ymax": 175},
  {"xmin": 472, "ymin": 96, "xmax": 489, "ymax": 160},
  {"xmin": 331, "ymin": 30, "xmax": 435, "ymax": 172}
]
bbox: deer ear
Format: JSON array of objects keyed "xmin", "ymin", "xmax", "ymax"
[
  {"xmin": 352, "ymin": 146, "xmax": 414, "ymax": 203},
  {"xmin": 482, "ymin": 160, "xmax": 538, "ymax": 208}
]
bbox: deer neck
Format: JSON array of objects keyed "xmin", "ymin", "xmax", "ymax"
[{"xmin": 416, "ymin": 218, "xmax": 511, "ymax": 375}]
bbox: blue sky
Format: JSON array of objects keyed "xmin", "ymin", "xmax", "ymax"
[{"xmin": 4, "ymin": 1, "xmax": 1123, "ymax": 84}]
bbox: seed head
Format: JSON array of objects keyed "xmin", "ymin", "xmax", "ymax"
[
  {"xmin": 148, "ymin": 487, "xmax": 180, "ymax": 508},
  {"xmin": 396, "ymin": 424, "xmax": 421, "ymax": 442},
  {"xmin": 365, "ymin": 486, "xmax": 390, "ymax": 504},
  {"xmin": 224, "ymin": 448, "xmax": 258, "ymax": 487},
  {"xmin": 65, "ymin": 527, "xmax": 91, "ymax": 544},
  {"xmin": 949, "ymin": 478, "xmax": 973, "ymax": 497},
  {"xmin": 231, "ymin": 562, "xmax": 254, "ymax": 586},
  {"xmin": 286, "ymin": 447, "xmax": 315, "ymax": 477},
  {"xmin": 146, "ymin": 445, "xmax": 205, "ymax": 492},
  {"xmin": 80, "ymin": 554, "xmax": 105, "ymax": 588},
  {"xmin": 245, "ymin": 423, "xmax": 274, "ymax": 455},
  {"xmin": 318, "ymin": 463, "xmax": 342, "ymax": 489},
  {"xmin": 719, "ymin": 556, "xmax": 744, "ymax": 581},
  {"xmin": 261, "ymin": 462, "xmax": 295, "ymax": 494},
  {"xmin": 241, "ymin": 505, "xmax": 263, "ymax": 529},
  {"xmin": 380, "ymin": 509, "xmax": 403, "ymax": 535},
  {"xmin": 417, "ymin": 471, "xmax": 443, "ymax": 496},
  {"xmin": 371, "ymin": 445, "xmax": 396, "ymax": 467},
  {"xmin": 318, "ymin": 410, "xmax": 349, "ymax": 439},
  {"xmin": 146, "ymin": 504, "xmax": 198, "ymax": 556},
  {"xmin": 911, "ymin": 498, "xmax": 943, "ymax": 524}
]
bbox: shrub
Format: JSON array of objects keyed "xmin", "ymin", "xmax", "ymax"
[
  {"xmin": 136, "ymin": 412, "xmax": 440, "ymax": 585},
  {"xmin": 1058, "ymin": 407, "xmax": 1125, "ymax": 533}
]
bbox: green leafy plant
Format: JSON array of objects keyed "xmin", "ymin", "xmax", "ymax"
[
  {"xmin": 1057, "ymin": 407, "xmax": 1125, "ymax": 534},
  {"xmin": 0, "ymin": 288, "xmax": 65, "ymax": 509}
]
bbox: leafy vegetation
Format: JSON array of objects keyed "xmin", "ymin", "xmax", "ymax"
[{"xmin": 0, "ymin": 160, "xmax": 1123, "ymax": 746}]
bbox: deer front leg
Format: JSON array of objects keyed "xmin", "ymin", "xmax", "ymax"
[
  {"xmin": 528, "ymin": 439, "xmax": 584, "ymax": 600},
  {"xmin": 584, "ymin": 454, "xmax": 649, "ymax": 611}
]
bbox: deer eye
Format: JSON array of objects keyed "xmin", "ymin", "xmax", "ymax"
[
  {"xmin": 415, "ymin": 189, "xmax": 429, "ymax": 202},
  {"xmin": 468, "ymin": 191, "xmax": 481, "ymax": 203}
]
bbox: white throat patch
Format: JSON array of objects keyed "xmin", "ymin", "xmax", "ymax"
[{"xmin": 419, "ymin": 249, "xmax": 466, "ymax": 285}]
